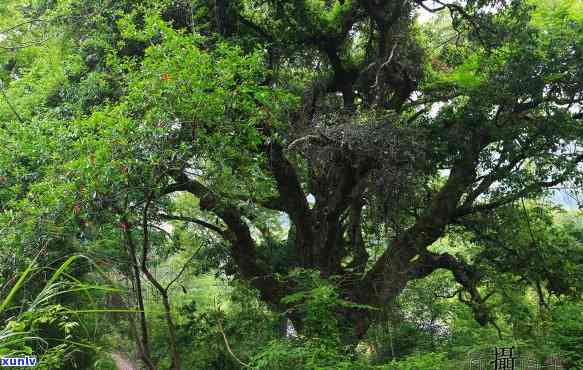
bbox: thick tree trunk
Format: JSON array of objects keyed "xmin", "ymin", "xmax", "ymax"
[{"xmin": 165, "ymin": 126, "xmax": 495, "ymax": 344}]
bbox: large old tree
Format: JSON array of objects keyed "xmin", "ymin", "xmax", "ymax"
[{"xmin": 1, "ymin": 0, "xmax": 582, "ymax": 349}]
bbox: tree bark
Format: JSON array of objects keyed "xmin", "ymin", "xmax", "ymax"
[
  {"xmin": 140, "ymin": 196, "xmax": 181, "ymax": 370},
  {"xmin": 122, "ymin": 221, "xmax": 156, "ymax": 370}
]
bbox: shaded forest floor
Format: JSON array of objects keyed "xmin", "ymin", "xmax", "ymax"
[{"xmin": 111, "ymin": 352, "xmax": 138, "ymax": 370}]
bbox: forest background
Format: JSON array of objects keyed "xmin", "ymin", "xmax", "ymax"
[{"xmin": 0, "ymin": 0, "xmax": 582, "ymax": 369}]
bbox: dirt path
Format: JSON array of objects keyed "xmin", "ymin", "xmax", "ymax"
[{"xmin": 111, "ymin": 352, "xmax": 139, "ymax": 370}]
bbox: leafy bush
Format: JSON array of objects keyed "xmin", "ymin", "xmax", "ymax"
[
  {"xmin": 384, "ymin": 352, "xmax": 448, "ymax": 370},
  {"xmin": 548, "ymin": 301, "xmax": 583, "ymax": 369},
  {"xmin": 250, "ymin": 337, "xmax": 372, "ymax": 370}
]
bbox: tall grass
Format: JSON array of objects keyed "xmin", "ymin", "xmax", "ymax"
[{"xmin": 0, "ymin": 254, "xmax": 122, "ymax": 367}]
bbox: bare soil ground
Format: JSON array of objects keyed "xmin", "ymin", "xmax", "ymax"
[{"xmin": 111, "ymin": 352, "xmax": 138, "ymax": 370}]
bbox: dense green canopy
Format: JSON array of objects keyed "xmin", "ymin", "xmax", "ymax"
[{"xmin": 0, "ymin": 0, "xmax": 582, "ymax": 369}]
